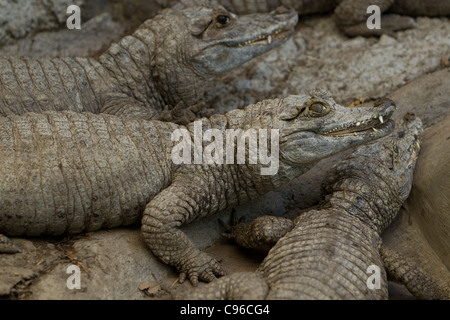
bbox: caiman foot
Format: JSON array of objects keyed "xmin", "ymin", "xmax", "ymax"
[
  {"xmin": 220, "ymin": 212, "xmax": 293, "ymax": 253},
  {"xmin": 0, "ymin": 234, "xmax": 22, "ymax": 254},
  {"xmin": 160, "ymin": 101, "xmax": 209, "ymax": 125},
  {"xmin": 219, "ymin": 210, "xmax": 247, "ymax": 239},
  {"xmin": 176, "ymin": 248, "xmax": 226, "ymax": 287}
]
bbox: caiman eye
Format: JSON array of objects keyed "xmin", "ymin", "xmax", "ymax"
[
  {"xmin": 308, "ymin": 102, "xmax": 330, "ymax": 117},
  {"xmin": 215, "ymin": 15, "xmax": 230, "ymax": 27},
  {"xmin": 279, "ymin": 105, "xmax": 306, "ymax": 121}
]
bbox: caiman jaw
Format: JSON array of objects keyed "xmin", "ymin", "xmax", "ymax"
[
  {"xmin": 321, "ymin": 98, "xmax": 395, "ymax": 137},
  {"xmin": 321, "ymin": 116, "xmax": 391, "ymax": 137},
  {"xmin": 234, "ymin": 28, "xmax": 292, "ymax": 47}
]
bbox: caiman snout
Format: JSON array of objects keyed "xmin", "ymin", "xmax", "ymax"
[
  {"xmin": 374, "ymin": 98, "xmax": 396, "ymax": 118},
  {"xmin": 319, "ymin": 96, "xmax": 396, "ymax": 137}
]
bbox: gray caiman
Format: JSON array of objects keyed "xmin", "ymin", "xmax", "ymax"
[
  {"xmin": 190, "ymin": 114, "xmax": 450, "ymax": 298},
  {"xmin": 0, "ymin": 90, "xmax": 395, "ymax": 286},
  {"xmin": 0, "ymin": 5, "xmax": 297, "ymax": 124}
]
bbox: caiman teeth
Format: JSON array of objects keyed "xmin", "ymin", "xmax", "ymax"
[
  {"xmin": 237, "ymin": 28, "xmax": 288, "ymax": 47},
  {"xmin": 321, "ymin": 116, "xmax": 387, "ymax": 137}
]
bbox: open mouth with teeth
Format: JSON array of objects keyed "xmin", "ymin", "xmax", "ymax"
[
  {"xmin": 321, "ymin": 115, "xmax": 392, "ymax": 137},
  {"xmin": 234, "ymin": 28, "xmax": 292, "ymax": 47}
]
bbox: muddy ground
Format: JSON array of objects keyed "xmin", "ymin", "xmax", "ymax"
[{"xmin": 0, "ymin": 4, "xmax": 449, "ymax": 299}]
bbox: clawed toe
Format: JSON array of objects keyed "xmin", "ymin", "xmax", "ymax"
[
  {"xmin": 177, "ymin": 250, "xmax": 226, "ymax": 286},
  {"xmin": 0, "ymin": 234, "xmax": 22, "ymax": 254}
]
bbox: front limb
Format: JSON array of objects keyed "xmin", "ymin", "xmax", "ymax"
[
  {"xmin": 100, "ymin": 94, "xmax": 162, "ymax": 120},
  {"xmin": 225, "ymin": 215, "xmax": 450, "ymax": 299},
  {"xmin": 101, "ymin": 93, "xmax": 209, "ymax": 124},
  {"xmin": 141, "ymin": 174, "xmax": 226, "ymax": 286},
  {"xmin": 221, "ymin": 214, "xmax": 293, "ymax": 253},
  {"xmin": 159, "ymin": 101, "xmax": 211, "ymax": 125},
  {"xmin": 380, "ymin": 245, "xmax": 450, "ymax": 300}
]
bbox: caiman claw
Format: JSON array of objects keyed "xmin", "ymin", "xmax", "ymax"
[
  {"xmin": 160, "ymin": 101, "xmax": 208, "ymax": 125},
  {"xmin": 176, "ymin": 249, "xmax": 226, "ymax": 286}
]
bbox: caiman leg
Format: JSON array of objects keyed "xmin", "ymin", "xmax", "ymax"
[
  {"xmin": 380, "ymin": 245, "xmax": 450, "ymax": 300},
  {"xmin": 100, "ymin": 94, "xmax": 206, "ymax": 125},
  {"xmin": 225, "ymin": 215, "xmax": 450, "ymax": 299},
  {"xmin": 141, "ymin": 175, "xmax": 226, "ymax": 286}
]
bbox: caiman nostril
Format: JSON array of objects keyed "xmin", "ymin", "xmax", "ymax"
[{"xmin": 374, "ymin": 98, "xmax": 396, "ymax": 116}]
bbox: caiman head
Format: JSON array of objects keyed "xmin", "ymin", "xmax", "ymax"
[
  {"xmin": 146, "ymin": 5, "xmax": 298, "ymax": 107},
  {"xmin": 320, "ymin": 113, "xmax": 422, "ymax": 232},
  {"xmin": 275, "ymin": 89, "xmax": 396, "ymax": 166},
  {"xmin": 349, "ymin": 113, "xmax": 423, "ymax": 202},
  {"xmin": 183, "ymin": 5, "xmax": 298, "ymax": 74},
  {"xmin": 214, "ymin": 90, "xmax": 395, "ymax": 181}
]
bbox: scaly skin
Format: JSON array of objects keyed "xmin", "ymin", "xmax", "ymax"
[
  {"xmin": 0, "ymin": 5, "xmax": 297, "ymax": 124},
  {"xmin": 380, "ymin": 245, "xmax": 449, "ymax": 300},
  {"xmin": 221, "ymin": 214, "xmax": 294, "ymax": 253},
  {"xmin": 0, "ymin": 90, "xmax": 395, "ymax": 286},
  {"xmin": 191, "ymin": 114, "xmax": 449, "ymax": 299},
  {"xmin": 172, "ymin": 0, "xmax": 450, "ymax": 36}
]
